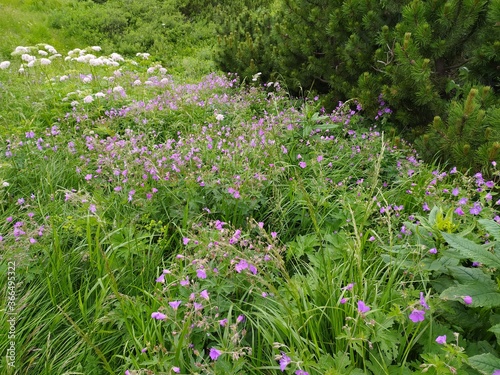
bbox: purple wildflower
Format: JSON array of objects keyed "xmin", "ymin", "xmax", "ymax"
[
  {"xmin": 209, "ymin": 348, "xmax": 221, "ymax": 361},
  {"xmin": 279, "ymin": 352, "xmax": 292, "ymax": 372},
  {"xmin": 435, "ymin": 335, "xmax": 446, "ymax": 344},
  {"xmin": 219, "ymin": 318, "xmax": 228, "ymax": 326},
  {"xmin": 463, "ymin": 296, "xmax": 472, "ymax": 305},
  {"xmin": 470, "ymin": 202, "xmax": 482, "ymax": 215},
  {"xmin": 151, "ymin": 312, "xmax": 166, "ymax": 320},
  {"xmin": 169, "ymin": 301, "xmax": 182, "ymax": 310},
  {"xmin": 196, "ymin": 268, "xmax": 207, "ymax": 279},
  {"xmin": 420, "ymin": 292, "xmax": 430, "ymax": 310},
  {"xmin": 200, "ymin": 290, "xmax": 210, "ymax": 300},
  {"xmin": 193, "ymin": 302, "xmax": 203, "ymax": 310},
  {"xmin": 409, "ymin": 309, "xmax": 425, "ymax": 322},
  {"xmin": 357, "ymin": 300, "xmax": 370, "ymax": 313}
]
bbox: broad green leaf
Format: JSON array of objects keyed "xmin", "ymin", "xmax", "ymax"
[
  {"xmin": 429, "ymin": 205, "xmax": 439, "ymax": 225},
  {"xmin": 446, "ymin": 266, "xmax": 496, "ymax": 287},
  {"xmin": 468, "ymin": 353, "xmax": 500, "ymax": 375},
  {"xmin": 489, "ymin": 323, "xmax": 500, "ymax": 344},
  {"xmin": 440, "ymin": 282, "xmax": 500, "ymax": 307},
  {"xmin": 441, "ymin": 232, "xmax": 500, "ymax": 268},
  {"xmin": 490, "ymin": 323, "xmax": 500, "ymax": 335},
  {"xmin": 479, "ymin": 219, "xmax": 500, "ymax": 241}
]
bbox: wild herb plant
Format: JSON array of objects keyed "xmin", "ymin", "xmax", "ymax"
[{"xmin": 1, "ymin": 43, "xmax": 500, "ymax": 375}]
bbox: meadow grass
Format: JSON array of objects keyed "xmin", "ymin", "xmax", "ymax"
[
  {"xmin": 0, "ymin": 0, "xmax": 84, "ymax": 61},
  {"xmin": 1, "ymin": 14, "xmax": 500, "ymax": 375}
]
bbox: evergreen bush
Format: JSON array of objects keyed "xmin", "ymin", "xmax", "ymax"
[
  {"xmin": 415, "ymin": 84, "xmax": 500, "ymax": 173},
  {"xmin": 216, "ymin": 0, "xmax": 500, "ymax": 169}
]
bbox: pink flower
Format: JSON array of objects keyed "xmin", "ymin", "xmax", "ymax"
[
  {"xmin": 151, "ymin": 312, "xmax": 166, "ymax": 320},
  {"xmin": 419, "ymin": 292, "xmax": 430, "ymax": 310},
  {"xmin": 155, "ymin": 273, "xmax": 165, "ymax": 283},
  {"xmin": 236, "ymin": 315, "xmax": 245, "ymax": 323},
  {"xmin": 172, "ymin": 367, "xmax": 180, "ymax": 373},
  {"xmin": 193, "ymin": 302, "xmax": 203, "ymax": 310},
  {"xmin": 196, "ymin": 268, "xmax": 207, "ymax": 279},
  {"xmin": 279, "ymin": 352, "xmax": 291, "ymax": 371},
  {"xmin": 248, "ymin": 264, "xmax": 258, "ymax": 274},
  {"xmin": 200, "ymin": 290, "xmax": 209, "ymax": 300},
  {"xmin": 169, "ymin": 301, "xmax": 182, "ymax": 310},
  {"xmin": 409, "ymin": 309, "xmax": 425, "ymax": 322},
  {"xmin": 235, "ymin": 259, "xmax": 248, "ymax": 273},
  {"xmin": 209, "ymin": 348, "xmax": 221, "ymax": 360},
  {"xmin": 428, "ymin": 248, "xmax": 437, "ymax": 254},
  {"xmin": 219, "ymin": 318, "xmax": 228, "ymax": 326},
  {"xmin": 183, "ymin": 237, "xmax": 190, "ymax": 245},
  {"xmin": 357, "ymin": 300, "xmax": 370, "ymax": 313},
  {"xmin": 470, "ymin": 202, "xmax": 482, "ymax": 215},
  {"xmin": 299, "ymin": 161, "xmax": 307, "ymax": 168},
  {"xmin": 435, "ymin": 335, "xmax": 446, "ymax": 344},
  {"xmin": 343, "ymin": 283, "xmax": 355, "ymax": 291},
  {"xmin": 463, "ymin": 296, "xmax": 472, "ymax": 305}
]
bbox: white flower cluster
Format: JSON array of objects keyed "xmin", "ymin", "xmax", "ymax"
[
  {"xmin": 146, "ymin": 64, "xmax": 168, "ymax": 75},
  {"xmin": 62, "ymin": 89, "xmax": 107, "ymax": 106},
  {"xmin": 136, "ymin": 52, "xmax": 150, "ymax": 60},
  {"xmin": 10, "ymin": 44, "xmax": 61, "ymax": 70},
  {"xmin": 65, "ymin": 47, "xmax": 123, "ymax": 67}
]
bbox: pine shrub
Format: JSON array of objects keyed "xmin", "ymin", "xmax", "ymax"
[{"xmin": 216, "ymin": 0, "xmax": 500, "ymax": 169}]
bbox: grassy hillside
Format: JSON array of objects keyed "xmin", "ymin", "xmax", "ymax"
[
  {"xmin": 0, "ymin": 0, "xmax": 85, "ymax": 60},
  {"xmin": 1, "ymin": 2, "xmax": 500, "ymax": 375}
]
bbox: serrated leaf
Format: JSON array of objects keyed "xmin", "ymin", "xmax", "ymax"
[
  {"xmin": 479, "ymin": 219, "xmax": 500, "ymax": 241},
  {"xmin": 489, "ymin": 323, "xmax": 500, "ymax": 344},
  {"xmin": 468, "ymin": 353, "xmax": 500, "ymax": 374},
  {"xmin": 442, "ymin": 232, "xmax": 500, "ymax": 268},
  {"xmin": 446, "ymin": 266, "xmax": 496, "ymax": 287},
  {"xmin": 440, "ymin": 282, "xmax": 500, "ymax": 307}
]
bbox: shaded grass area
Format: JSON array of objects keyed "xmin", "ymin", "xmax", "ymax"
[{"xmin": 0, "ymin": 0, "xmax": 84, "ymax": 61}]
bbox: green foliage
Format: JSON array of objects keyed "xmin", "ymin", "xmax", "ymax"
[
  {"xmin": 3, "ymin": 41, "xmax": 500, "ymax": 374},
  {"xmin": 0, "ymin": 0, "xmax": 85, "ymax": 60},
  {"xmin": 415, "ymin": 85, "xmax": 500, "ymax": 174},
  {"xmin": 216, "ymin": 0, "xmax": 500, "ymax": 170},
  {"xmin": 46, "ymin": 0, "xmax": 218, "ymax": 77},
  {"xmin": 469, "ymin": 353, "xmax": 500, "ymax": 375}
]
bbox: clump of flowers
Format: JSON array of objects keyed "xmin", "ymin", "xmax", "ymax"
[{"xmin": 141, "ymin": 220, "xmax": 285, "ymax": 373}]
